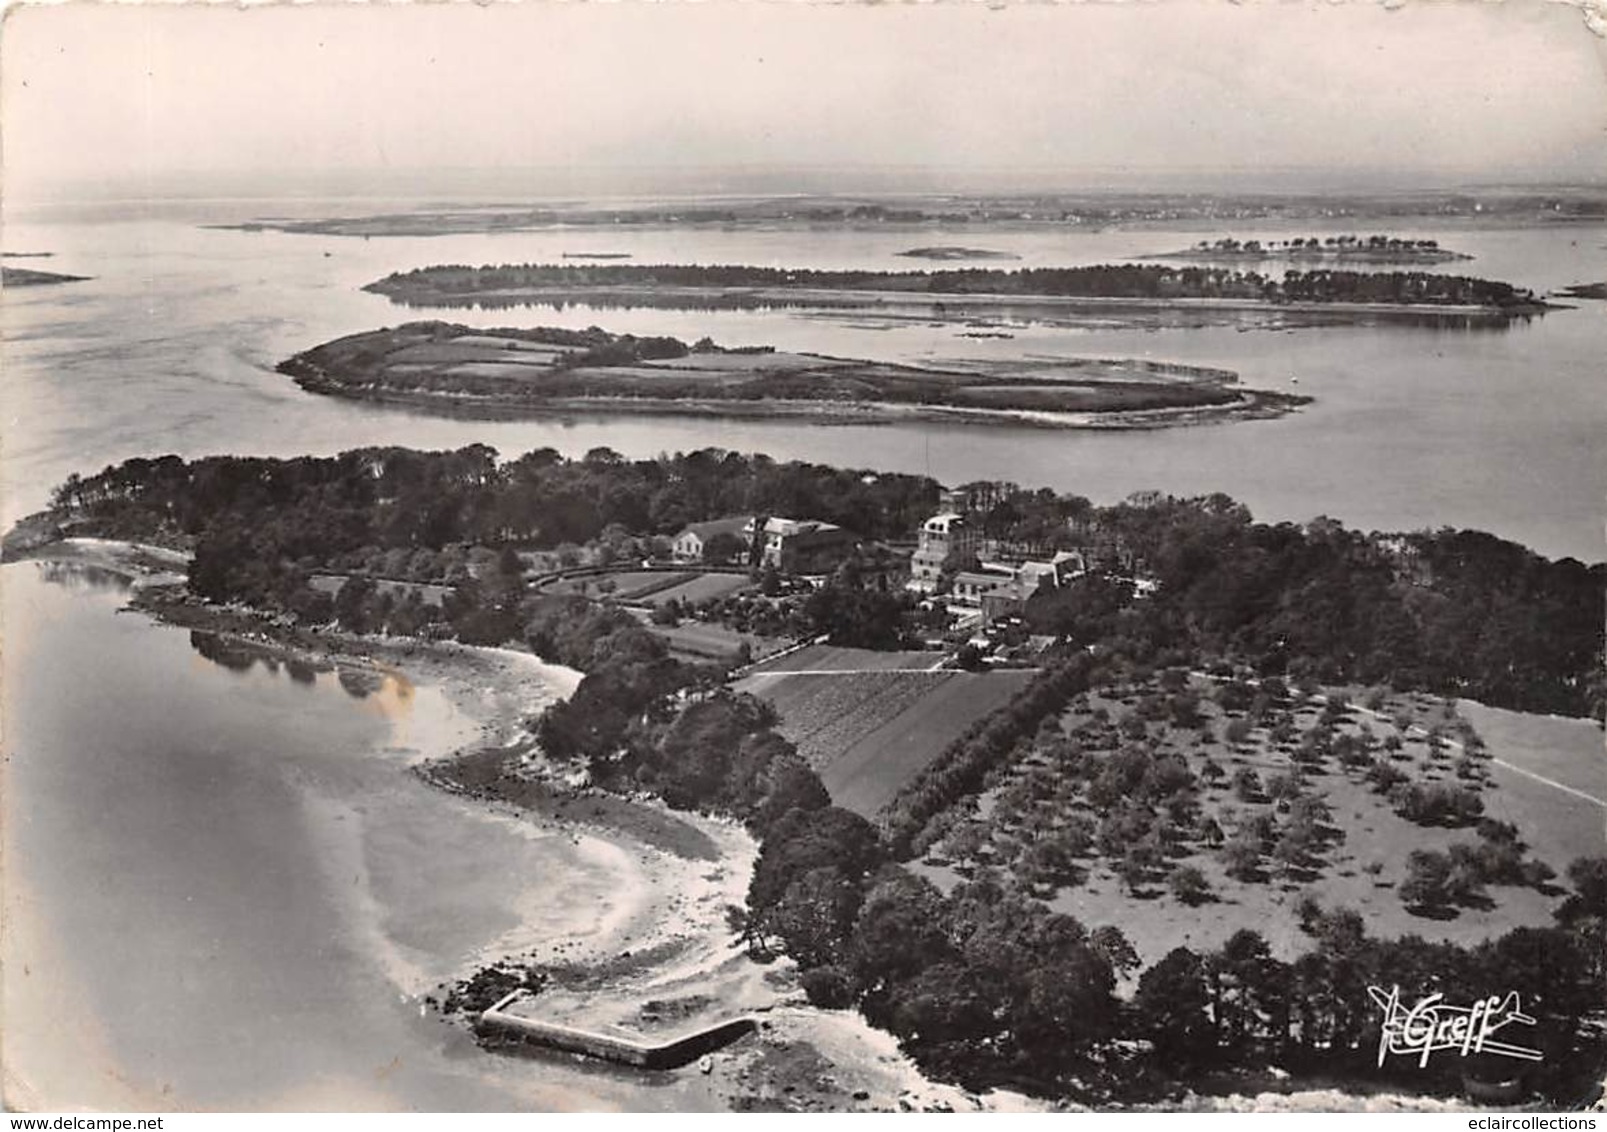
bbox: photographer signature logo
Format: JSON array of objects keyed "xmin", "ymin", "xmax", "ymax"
[{"xmin": 1367, "ymin": 985, "xmax": 1543, "ymax": 1068}]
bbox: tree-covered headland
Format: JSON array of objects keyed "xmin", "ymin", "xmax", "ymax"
[{"xmin": 9, "ymin": 445, "xmax": 1606, "ymax": 1104}]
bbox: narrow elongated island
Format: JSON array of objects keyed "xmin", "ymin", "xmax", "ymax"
[
  {"xmin": 276, "ymin": 321, "xmax": 1308, "ymax": 428},
  {"xmin": 362, "ymin": 261, "xmax": 1550, "ymax": 320}
]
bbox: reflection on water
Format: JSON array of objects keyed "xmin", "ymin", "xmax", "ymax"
[
  {"xmin": 188, "ymin": 629, "xmax": 285, "ymax": 673},
  {"xmin": 185, "ymin": 628, "xmax": 417, "ymax": 714},
  {"xmin": 337, "ymin": 665, "xmax": 382, "ymax": 699},
  {"xmin": 387, "ymin": 291, "xmax": 1530, "ymax": 332},
  {"xmin": 33, "ymin": 559, "xmax": 135, "ymax": 594}
]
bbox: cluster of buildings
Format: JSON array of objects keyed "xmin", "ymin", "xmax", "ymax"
[
  {"xmin": 906, "ymin": 508, "xmax": 1088, "ymax": 624},
  {"xmin": 672, "ymin": 494, "xmax": 1103, "ymax": 627}
]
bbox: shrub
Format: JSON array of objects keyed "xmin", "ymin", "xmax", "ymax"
[
  {"xmin": 800, "ymin": 965, "xmax": 859, "ymax": 1009},
  {"xmin": 1168, "ymin": 865, "xmax": 1212, "ymax": 906}
]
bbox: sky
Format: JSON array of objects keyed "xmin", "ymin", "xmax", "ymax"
[{"xmin": 3, "ymin": 0, "xmax": 1605, "ymax": 201}]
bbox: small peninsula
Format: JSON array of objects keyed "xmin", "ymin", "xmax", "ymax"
[
  {"xmin": 276, "ymin": 321, "xmax": 1307, "ymax": 429},
  {"xmin": 3, "ymin": 266, "xmax": 91, "ymax": 287},
  {"xmin": 1142, "ymin": 234, "xmax": 1473, "ymax": 264}
]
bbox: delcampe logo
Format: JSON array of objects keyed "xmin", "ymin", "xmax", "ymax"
[{"xmin": 1367, "ymin": 985, "xmax": 1544, "ymax": 1068}]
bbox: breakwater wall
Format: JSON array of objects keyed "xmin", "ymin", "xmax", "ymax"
[{"xmin": 477, "ymin": 991, "xmax": 757, "ymax": 1069}]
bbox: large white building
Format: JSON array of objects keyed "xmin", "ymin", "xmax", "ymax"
[{"xmin": 907, "ymin": 511, "xmax": 978, "ymax": 594}]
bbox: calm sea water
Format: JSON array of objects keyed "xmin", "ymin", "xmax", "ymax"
[
  {"xmin": 0, "ymin": 564, "xmax": 713, "ymax": 1111},
  {"xmin": 2, "ymin": 200, "xmax": 1603, "ymax": 561}
]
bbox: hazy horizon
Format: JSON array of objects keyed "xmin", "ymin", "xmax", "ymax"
[{"xmin": 5, "ymin": 1, "xmax": 1605, "ymax": 207}]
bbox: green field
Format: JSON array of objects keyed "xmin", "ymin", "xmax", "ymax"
[
  {"xmin": 643, "ymin": 618, "xmax": 785, "ymax": 664},
  {"xmin": 752, "ymin": 644, "xmax": 944, "ymax": 674},
  {"xmin": 738, "ymin": 645, "xmax": 1037, "ymax": 816},
  {"xmin": 642, "ymin": 573, "xmax": 753, "ymax": 607}
]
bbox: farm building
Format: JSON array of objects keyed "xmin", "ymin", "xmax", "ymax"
[{"xmin": 670, "ymin": 516, "xmax": 753, "ymax": 564}]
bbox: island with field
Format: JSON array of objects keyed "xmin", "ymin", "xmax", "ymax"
[
  {"xmin": 362, "ymin": 261, "xmax": 1551, "ymax": 321},
  {"xmin": 1142, "ymin": 234, "xmax": 1473, "ymax": 264},
  {"xmin": 276, "ymin": 320, "xmax": 1309, "ymax": 429}
]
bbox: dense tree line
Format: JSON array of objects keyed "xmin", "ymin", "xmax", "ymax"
[
  {"xmin": 522, "ymin": 591, "xmax": 833, "ymax": 832},
  {"xmin": 749, "ymin": 816, "xmax": 1606, "ymax": 1101},
  {"xmin": 883, "ymin": 658, "xmax": 1093, "ymax": 857},
  {"xmin": 1193, "ymin": 235, "xmax": 1450, "ymax": 253},
  {"xmin": 22, "ymin": 452, "xmax": 1603, "ymax": 718},
  {"xmin": 1017, "ymin": 496, "xmax": 1603, "ymax": 719},
  {"xmin": 35, "ymin": 446, "xmax": 938, "ymax": 628},
  {"xmin": 366, "ymin": 262, "xmax": 1542, "ymax": 311}
]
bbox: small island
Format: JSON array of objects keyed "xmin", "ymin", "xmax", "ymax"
[
  {"xmin": 276, "ymin": 321, "xmax": 1308, "ymax": 429},
  {"xmin": 562, "ymin": 251, "xmax": 633, "ymax": 260},
  {"xmin": 3, "ymin": 266, "xmax": 91, "ymax": 287},
  {"xmin": 1558, "ymin": 282, "xmax": 1606, "ymax": 300},
  {"xmin": 1143, "ymin": 234, "xmax": 1473, "ymax": 264},
  {"xmin": 896, "ymin": 246, "xmax": 1022, "ymax": 261}
]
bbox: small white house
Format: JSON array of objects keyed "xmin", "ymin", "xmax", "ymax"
[{"xmin": 671, "ymin": 516, "xmax": 752, "ymax": 564}]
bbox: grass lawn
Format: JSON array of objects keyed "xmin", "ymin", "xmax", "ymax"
[
  {"xmin": 644, "ymin": 573, "xmax": 753, "ymax": 607},
  {"xmin": 546, "ymin": 571, "xmax": 688, "ymax": 600}
]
